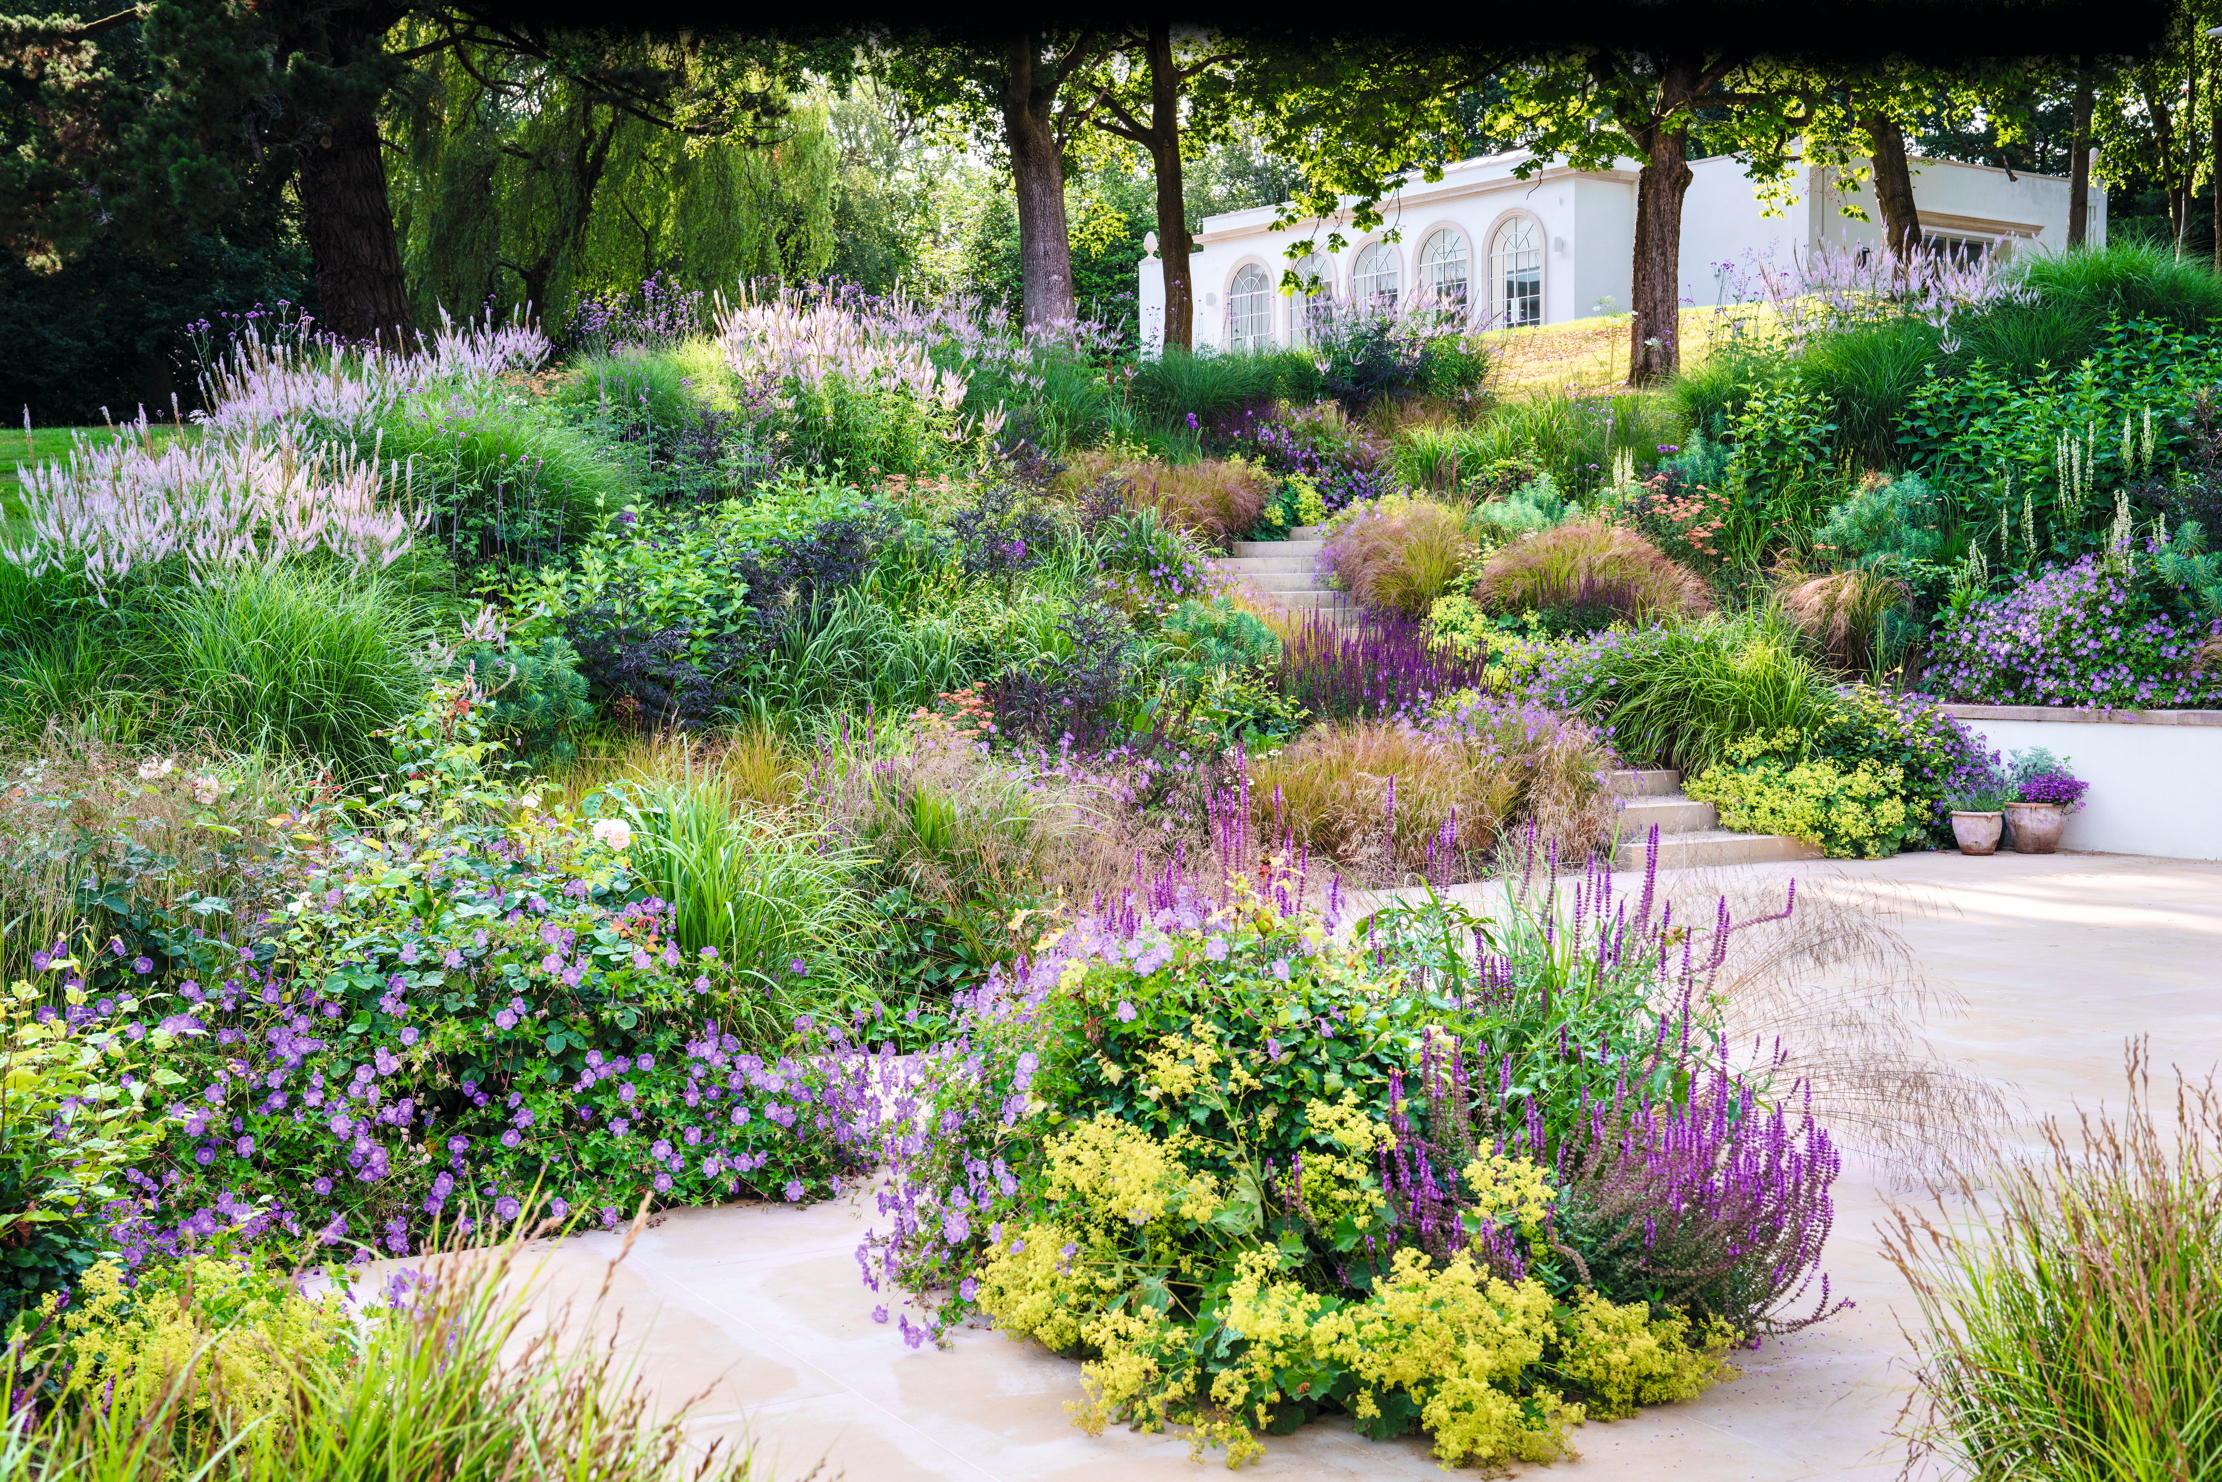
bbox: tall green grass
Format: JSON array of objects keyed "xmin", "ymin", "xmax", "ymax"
[
  {"xmin": 1126, "ymin": 347, "xmax": 1319, "ymax": 430},
  {"xmin": 146, "ymin": 566, "xmax": 432, "ymax": 774},
  {"xmin": 1886, "ymin": 1050, "xmax": 2222, "ymax": 1482},
  {"xmin": 1553, "ymin": 610, "xmax": 1833, "ymax": 777},
  {"xmin": 0, "ymin": 564, "xmax": 430, "ymax": 770},
  {"xmin": 1461, "ymin": 389, "xmax": 1683, "ymax": 497},
  {"xmin": 598, "ymin": 771, "xmax": 866, "ymax": 1031}
]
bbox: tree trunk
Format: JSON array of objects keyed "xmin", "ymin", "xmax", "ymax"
[
  {"xmin": 1144, "ymin": 23, "xmax": 1193, "ymax": 353},
  {"xmin": 2211, "ymin": 83, "xmax": 2220, "ymax": 270},
  {"xmin": 275, "ymin": 0, "xmax": 411, "ymax": 345},
  {"xmin": 2069, "ymin": 63, "xmax": 2093, "ymax": 246},
  {"xmin": 1863, "ymin": 111, "xmax": 1923, "ymax": 259},
  {"xmin": 1002, "ymin": 34, "xmax": 1076, "ymax": 333},
  {"xmin": 1628, "ymin": 118, "xmax": 1694, "ymax": 386},
  {"xmin": 297, "ymin": 109, "xmax": 414, "ymax": 344}
]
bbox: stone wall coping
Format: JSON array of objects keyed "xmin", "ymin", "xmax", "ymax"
[{"xmin": 1942, "ymin": 704, "xmax": 2222, "ymax": 728}]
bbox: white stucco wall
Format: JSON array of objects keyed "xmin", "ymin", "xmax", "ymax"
[
  {"xmin": 1144, "ymin": 147, "xmax": 2104, "ymax": 353},
  {"xmin": 1944, "ymin": 707, "xmax": 2222, "ymax": 861}
]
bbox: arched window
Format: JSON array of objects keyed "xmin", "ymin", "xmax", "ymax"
[
  {"xmin": 1416, "ymin": 229, "xmax": 1469, "ymax": 313},
  {"xmin": 1351, "ymin": 242, "xmax": 1399, "ymax": 307},
  {"xmin": 1227, "ymin": 263, "xmax": 1272, "ymax": 351},
  {"xmin": 1287, "ymin": 254, "xmax": 1333, "ymax": 345},
  {"xmin": 1489, "ymin": 216, "xmax": 1543, "ymax": 328}
]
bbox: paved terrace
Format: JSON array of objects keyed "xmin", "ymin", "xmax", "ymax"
[{"xmin": 512, "ymin": 851, "xmax": 2222, "ymax": 1482}]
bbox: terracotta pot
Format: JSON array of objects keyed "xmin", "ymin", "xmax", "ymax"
[
  {"xmin": 2004, "ymin": 800, "xmax": 2067, "ymax": 855},
  {"xmin": 1950, "ymin": 811, "xmax": 2003, "ymax": 855}
]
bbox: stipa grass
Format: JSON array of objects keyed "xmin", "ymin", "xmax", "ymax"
[{"xmin": 1886, "ymin": 1045, "xmax": 2222, "ymax": 1482}]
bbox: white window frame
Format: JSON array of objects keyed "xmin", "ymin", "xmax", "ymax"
[
  {"xmin": 1351, "ymin": 240, "xmax": 1401, "ymax": 308},
  {"xmin": 1226, "ymin": 260, "xmax": 1274, "ymax": 351},
  {"xmin": 1415, "ymin": 226, "xmax": 1471, "ymax": 317},
  {"xmin": 1485, "ymin": 211, "xmax": 1544, "ymax": 329},
  {"xmin": 1285, "ymin": 254, "xmax": 1334, "ymax": 345}
]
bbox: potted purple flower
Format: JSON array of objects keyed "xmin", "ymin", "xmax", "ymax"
[
  {"xmin": 1944, "ymin": 760, "xmax": 2015, "ymax": 856},
  {"xmin": 2003, "ymin": 746, "xmax": 2089, "ymax": 855}
]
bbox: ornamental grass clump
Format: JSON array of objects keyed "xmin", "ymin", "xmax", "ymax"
[
  {"xmin": 1248, "ymin": 697, "xmax": 1614, "ymax": 883},
  {"xmin": 1925, "ymin": 551, "xmax": 2222, "ymax": 709},
  {"xmin": 1064, "ymin": 453, "xmax": 1269, "ymax": 550},
  {"xmin": 1472, "ymin": 522, "xmax": 1711, "ymax": 631},
  {"xmin": 3, "ymin": 1219, "xmax": 768, "ymax": 1482},
  {"xmin": 1887, "ymin": 1047, "xmax": 2222, "ymax": 1482},
  {"xmin": 1526, "ymin": 610, "xmax": 1834, "ymax": 778},
  {"xmin": 1314, "ymin": 495, "xmax": 1478, "ymax": 619}
]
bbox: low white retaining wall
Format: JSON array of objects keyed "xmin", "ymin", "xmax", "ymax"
[{"xmin": 1942, "ymin": 705, "xmax": 2222, "ymax": 861}]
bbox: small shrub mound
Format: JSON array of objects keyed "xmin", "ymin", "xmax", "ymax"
[
  {"xmin": 1684, "ymin": 732, "xmax": 1916, "ymax": 859},
  {"xmin": 854, "ymin": 857, "xmax": 1843, "ymax": 1467},
  {"xmin": 1778, "ymin": 568, "xmax": 1912, "ymax": 677},
  {"xmin": 1316, "ymin": 496, "xmax": 1478, "ymax": 619},
  {"xmin": 1473, "ymin": 523, "xmax": 1712, "ymax": 631}
]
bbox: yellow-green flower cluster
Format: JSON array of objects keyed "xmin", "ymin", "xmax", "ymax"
[{"xmin": 1685, "ymin": 732, "xmax": 1912, "ymax": 859}]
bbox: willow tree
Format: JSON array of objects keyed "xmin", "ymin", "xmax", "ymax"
[{"xmin": 392, "ymin": 32, "xmax": 841, "ymax": 335}]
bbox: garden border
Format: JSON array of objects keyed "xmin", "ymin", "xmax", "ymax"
[{"xmin": 1941, "ymin": 705, "xmax": 2222, "ymax": 861}]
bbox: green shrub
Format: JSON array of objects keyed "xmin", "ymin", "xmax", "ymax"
[
  {"xmin": 447, "ymin": 635, "xmax": 594, "ymax": 768},
  {"xmin": 1814, "ymin": 471, "xmax": 1952, "ymax": 571},
  {"xmin": 1469, "ymin": 473, "xmax": 1574, "ymax": 548},
  {"xmin": 369, "ymin": 390, "xmax": 624, "ymax": 571},
  {"xmin": 141, "ymin": 565, "xmax": 431, "ymax": 775},
  {"xmin": 1683, "ymin": 734, "xmax": 1914, "ymax": 858},
  {"xmin": 1471, "ymin": 522, "xmax": 1711, "ymax": 632}
]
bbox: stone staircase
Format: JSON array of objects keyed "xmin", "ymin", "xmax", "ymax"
[
  {"xmin": 1608, "ymin": 769, "xmax": 1823, "ymax": 870},
  {"xmin": 1221, "ymin": 525, "xmax": 1362, "ymax": 628}
]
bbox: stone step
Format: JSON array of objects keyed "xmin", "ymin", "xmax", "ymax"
[
  {"xmin": 1234, "ymin": 571, "xmax": 1322, "ymax": 593},
  {"xmin": 1613, "ymin": 828, "xmax": 1825, "ymax": 871},
  {"xmin": 1218, "ymin": 554, "xmax": 1320, "ymax": 574},
  {"xmin": 1289, "ymin": 525, "xmax": 1326, "ymax": 539},
  {"xmin": 1605, "ymin": 768, "xmax": 1682, "ymax": 798},
  {"xmin": 1275, "ymin": 589, "xmax": 1363, "ymax": 611},
  {"xmin": 1232, "ymin": 539, "xmax": 1324, "ymax": 557},
  {"xmin": 1619, "ymin": 795, "xmax": 1718, "ymax": 834}
]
